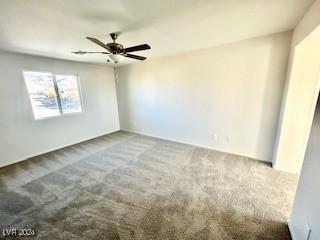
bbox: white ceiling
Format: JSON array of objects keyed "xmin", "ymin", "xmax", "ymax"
[{"xmin": 0, "ymin": 0, "xmax": 315, "ymax": 66}]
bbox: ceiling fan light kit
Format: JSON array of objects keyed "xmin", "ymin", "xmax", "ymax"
[{"xmin": 72, "ymin": 33, "xmax": 151, "ymax": 64}]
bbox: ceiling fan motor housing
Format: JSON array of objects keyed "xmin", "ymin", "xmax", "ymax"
[{"xmin": 106, "ymin": 42, "xmax": 124, "ymax": 54}]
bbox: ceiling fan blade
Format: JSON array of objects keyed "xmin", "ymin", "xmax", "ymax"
[
  {"xmin": 72, "ymin": 51, "xmax": 109, "ymax": 55},
  {"xmin": 86, "ymin": 37, "xmax": 109, "ymax": 50},
  {"xmin": 122, "ymin": 44, "xmax": 151, "ymax": 53},
  {"xmin": 72, "ymin": 51, "xmax": 87, "ymax": 55},
  {"xmin": 123, "ymin": 54, "xmax": 146, "ymax": 61}
]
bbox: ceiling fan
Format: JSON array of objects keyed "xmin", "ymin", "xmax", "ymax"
[{"xmin": 72, "ymin": 33, "xmax": 151, "ymax": 63}]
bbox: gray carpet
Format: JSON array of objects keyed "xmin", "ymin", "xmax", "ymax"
[{"xmin": 0, "ymin": 131, "xmax": 297, "ymax": 239}]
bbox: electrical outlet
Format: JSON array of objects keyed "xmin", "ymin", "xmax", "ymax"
[
  {"xmin": 211, "ymin": 134, "xmax": 218, "ymax": 141},
  {"xmin": 305, "ymin": 223, "xmax": 311, "ymax": 240},
  {"xmin": 226, "ymin": 136, "xmax": 230, "ymax": 143}
]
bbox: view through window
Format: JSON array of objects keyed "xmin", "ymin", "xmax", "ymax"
[
  {"xmin": 23, "ymin": 71, "xmax": 83, "ymax": 119},
  {"xmin": 56, "ymin": 75, "xmax": 83, "ymax": 114}
]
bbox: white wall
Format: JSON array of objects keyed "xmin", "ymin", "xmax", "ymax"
[
  {"xmin": 0, "ymin": 51, "xmax": 120, "ymax": 168},
  {"xmin": 291, "ymin": 0, "xmax": 320, "ymax": 47},
  {"xmin": 273, "ymin": 28, "xmax": 320, "ymax": 174},
  {"xmin": 116, "ymin": 31, "xmax": 292, "ymax": 161},
  {"xmin": 273, "ymin": 0, "xmax": 320, "ymax": 173},
  {"xmin": 289, "ymin": 98, "xmax": 320, "ymax": 240},
  {"xmin": 272, "ymin": 2, "xmax": 320, "ymax": 239}
]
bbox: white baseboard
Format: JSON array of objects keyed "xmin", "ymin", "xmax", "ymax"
[
  {"xmin": 121, "ymin": 128, "xmax": 271, "ymax": 163},
  {"xmin": 288, "ymin": 222, "xmax": 297, "ymax": 240},
  {"xmin": 0, "ymin": 129, "xmax": 120, "ymax": 169}
]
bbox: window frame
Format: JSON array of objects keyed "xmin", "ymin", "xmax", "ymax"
[
  {"xmin": 54, "ymin": 73, "xmax": 84, "ymax": 116},
  {"xmin": 23, "ymin": 70, "xmax": 84, "ymax": 120}
]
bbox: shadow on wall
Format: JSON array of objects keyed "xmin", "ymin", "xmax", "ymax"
[
  {"xmin": 289, "ymin": 96, "xmax": 320, "ymax": 240},
  {"xmin": 115, "ymin": 66, "xmax": 134, "ymax": 130},
  {"xmin": 256, "ymin": 36, "xmax": 291, "ymax": 161}
]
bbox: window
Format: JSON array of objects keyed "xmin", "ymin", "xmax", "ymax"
[
  {"xmin": 23, "ymin": 71, "xmax": 83, "ymax": 120},
  {"xmin": 56, "ymin": 75, "xmax": 83, "ymax": 114},
  {"xmin": 23, "ymin": 71, "xmax": 60, "ymax": 119}
]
